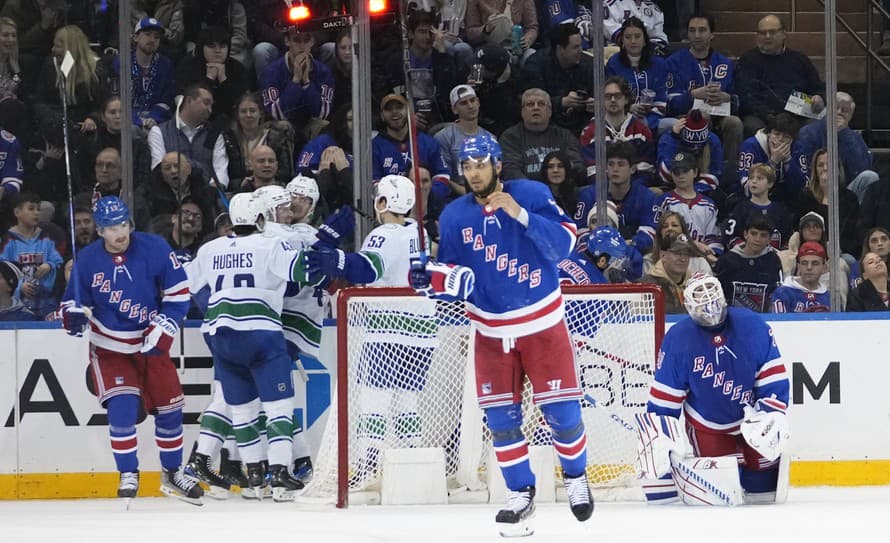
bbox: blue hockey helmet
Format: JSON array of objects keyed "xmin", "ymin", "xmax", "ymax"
[
  {"xmin": 588, "ymin": 226, "xmax": 626, "ymax": 260},
  {"xmin": 93, "ymin": 196, "xmax": 131, "ymax": 229},
  {"xmin": 459, "ymin": 133, "xmax": 502, "ymax": 165}
]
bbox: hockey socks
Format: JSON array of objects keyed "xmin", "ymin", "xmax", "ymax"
[
  {"xmin": 263, "ymin": 398, "xmax": 295, "ymax": 467},
  {"xmin": 541, "ymin": 401, "xmax": 589, "ymax": 477},
  {"xmin": 196, "ymin": 381, "xmax": 232, "ymax": 458},
  {"xmin": 107, "ymin": 394, "xmax": 140, "ymax": 474},
  {"xmin": 231, "ymin": 399, "xmax": 265, "ymax": 464},
  {"xmin": 486, "ymin": 404, "xmax": 535, "ymax": 490},
  {"xmin": 155, "ymin": 408, "xmax": 185, "ymax": 470}
]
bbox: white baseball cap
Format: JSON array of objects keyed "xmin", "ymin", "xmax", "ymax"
[{"xmin": 449, "ymin": 84, "xmax": 476, "ymax": 107}]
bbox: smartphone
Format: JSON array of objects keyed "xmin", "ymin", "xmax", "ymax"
[{"xmin": 575, "ymin": 90, "xmax": 589, "ymax": 100}]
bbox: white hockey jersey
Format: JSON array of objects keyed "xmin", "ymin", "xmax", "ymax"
[
  {"xmin": 361, "ymin": 218, "xmax": 431, "ymax": 287},
  {"xmin": 187, "ymin": 231, "xmax": 308, "ymax": 335},
  {"xmin": 604, "ymin": 0, "xmax": 668, "ymax": 48}
]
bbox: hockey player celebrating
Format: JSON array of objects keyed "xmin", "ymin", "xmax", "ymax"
[
  {"xmin": 186, "ymin": 192, "xmax": 316, "ymax": 502},
  {"xmin": 61, "ymin": 196, "xmax": 203, "ymax": 505},
  {"xmin": 638, "ymin": 272, "xmax": 790, "ymax": 505},
  {"xmin": 410, "ymin": 134, "xmax": 594, "ymax": 536},
  {"xmin": 306, "ymin": 174, "xmax": 437, "ymax": 486}
]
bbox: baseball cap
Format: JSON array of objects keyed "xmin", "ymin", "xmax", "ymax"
[
  {"xmin": 477, "ymin": 44, "xmax": 510, "ymax": 78},
  {"xmin": 662, "ymin": 232, "xmax": 696, "ymax": 255},
  {"xmin": 380, "ymin": 93, "xmax": 407, "ymax": 109},
  {"xmin": 798, "ymin": 241, "xmax": 827, "ymax": 260},
  {"xmin": 0, "ymin": 260, "xmax": 22, "ymax": 291},
  {"xmin": 449, "ymin": 84, "xmax": 477, "ymax": 107},
  {"xmin": 135, "ymin": 17, "xmax": 164, "ymax": 34},
  {"xmin": 799, "ymin": 211, "xmax": 825, "ymax": 230},
  {"xmin": 670, "ymin": 151, "xmax": 698, "ymax": 173}
]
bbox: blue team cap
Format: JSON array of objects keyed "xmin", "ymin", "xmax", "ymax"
[
  {"xmin": 93, "ymin": 196, "xmax": 131, "ymax": 228},
  {"xmin": 459, "ymin": 134, "xmax": 501, "ymax": 164},
  {"xmin": 134, "ymin": 17, "xmax": 164, "ymax": 34}
]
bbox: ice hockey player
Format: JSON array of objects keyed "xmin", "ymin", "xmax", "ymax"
[
  {"xmin": 559, "ymin": 225, "xmax": 628, "ymax": 284},
  {"xmin": 409, "ymin": 134, "xmax": 594, "ymax": 536},
  {"xmin": 306, "ymin": 174, "xmax": 436, "ymax": 486},
  {"xmin": 60, "ymin": 196, "xmax": 203, "ymax": 505},
  {"xmin": 637, "ymin": 272, "xmax": 790, "ymax": 506},
  {"xmin": 186, "ymin": 192, "xmax": 315, "ymax": 502}
]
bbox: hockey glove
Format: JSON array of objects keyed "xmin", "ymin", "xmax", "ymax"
[
  {"xmin": 740, "ymin": 400, "xmax": 789, "ymax": 462},
  {"xmin": 305, "ymin": 247, "xmax": 347, "ymax": 282},
  {"xmin": 140, "ymin": 313, "xmax": 179, "ymax": 356},
  {"xmin": 312, "ymin": 206, "xmax": 355, "ymax": 250},
  {"xmin": 410, "ymin": 259, "xmax": 475, "ymax": 301},
  {"xmin": 61, "ymin": 305, "xmax": 89, "ymax": 337}
]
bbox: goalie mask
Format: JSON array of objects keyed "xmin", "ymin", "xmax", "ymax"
[
  {"xmin": 286, "ymin": 174, "xmax": 320, "ymax": 216},
  {"xmin": 253, "ymin": 185, "xmax": 293, "ymax": 224},
  {"xmin": 683, "ymin": 272, "xmax": 727, "ymax": 328},
  {"xmin": 228, "ymin": 193, "xmax": 257, "ymax": 227},
  {"xmin": 375, "ymin": 174, "xmax": 415, "ymax": 216}
]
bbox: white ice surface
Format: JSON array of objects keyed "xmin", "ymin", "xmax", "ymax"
[{"xmin": 0, "ymin": 486, "xmax": 887, "ymax": 543}]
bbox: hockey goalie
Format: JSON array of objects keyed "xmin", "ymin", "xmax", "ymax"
[{"xmin": 635, "ymin": 273, "xmax": 790, "ymax": 506}]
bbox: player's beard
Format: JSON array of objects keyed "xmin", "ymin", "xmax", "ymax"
[{"xmin": 470, "ymin": 167, "xmax": 500, "ymax": 201}]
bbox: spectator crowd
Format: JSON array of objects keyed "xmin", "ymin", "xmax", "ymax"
[{"xmin": 1, "ymin": 0, "xmax": 889, "ymax": 321}]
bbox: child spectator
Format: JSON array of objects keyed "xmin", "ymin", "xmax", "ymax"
[
  {"xmin": 654, "ymin": 150, "xmax": 722, "ymax": 264},
  {"xmin": 657, "ymin": 109, "xmax": 723, "ymax": 193},
  {"xmin": 771, "ymin": 241, "xmax": 830, "ymax": 313},
  {"xmin": 722, "ymin": 163, "xmax": 793, "ymax": 250},
  {"xmin": 714, "ymin": 214, "xmax": 783, "ymax": 313},
  {"xmin": 0, "ymin": 192, "xmax": 63, "ymax": 318},
  {"xmin": 0, "ymin": 259, "xmax": 36, "ymax": 321}
]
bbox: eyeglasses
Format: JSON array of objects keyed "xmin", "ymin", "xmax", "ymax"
[
  {"xmin": 523, "ymin": 100, "xmax": 550, "ymax": 108},
  {"xmin": 179, "ymin": 209, "xmax": 202, "ymax": 218},
  {"xmin": 604, "ymin": 92, "xmax": 624, "ymax": 101}
]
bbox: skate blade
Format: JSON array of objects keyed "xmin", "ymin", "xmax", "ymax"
[
  {"xmin": 272, "ymin": 487, "xmax": 302, "ymax": 502},
  {"xmin": 204, "ymin": 485, "xmax": 231, "ymax": 500},
  {"xmin": 497, "ymin": 518, "xmax": 535, "ymax": 538},
  {"xmin": 242, "ymin": 486, "xmax": 270, "ymax": 501},
  {"xmin": 123, "ymin": 497, "xmax": 134, "ymax": 511},
  {"xmin": 160, "ymin": 486, "xmax": 204, "ymax": 506}
]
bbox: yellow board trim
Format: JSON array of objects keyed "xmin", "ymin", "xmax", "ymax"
[{"xmin": 1, "ymin": 460, "xmax": 889, "ymax": 499}]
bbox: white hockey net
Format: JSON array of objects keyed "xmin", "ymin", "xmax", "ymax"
[{"xmin": 302, "ymin": 285, "xmax": 664, "ymax": 507}]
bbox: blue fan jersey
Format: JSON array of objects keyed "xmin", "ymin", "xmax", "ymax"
[
  {"xmin": 372, "ymin": 131, "xmax": 452, "ymax": 200},
  {"xmin": 665, "ymin": 48, "xmax": 736, "ymax": 116},
  {"xmin": 573, "ymin": 179, "xmax": 657, "ymax": 252}
]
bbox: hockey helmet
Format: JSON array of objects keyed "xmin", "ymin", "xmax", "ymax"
[
  {"xmin": 286, "ymin": 174, "xmax": 320, "ymax": 214},
  {"xmin": 93, "ymin": 196, "xmax": 131, "ymax": 229},
  {"xmin": 459, "ymin": 133, "xmax": 502, "ymax": 166},
  {"xmin": 228, "ymin": 193, "xmax": 257, "ymax": 227},
  {"xmin": 683, "ymin": 272, "xmax": 727, "ymax": 328},
  {"xmin": 588, "ymin": 226, "xmax": 626, "ymax": 261},
  {"xmin": 375, "ymin": 174, "xmax": 415, "ymax": 215},
  {"xmin": 253, "ymin": 185, "xmax": 292, "ymax": 223}
]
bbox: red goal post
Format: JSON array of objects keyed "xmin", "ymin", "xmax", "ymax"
[{"xmin": 307, "ymin": 284, "xmax": 665, "ymax": 508}]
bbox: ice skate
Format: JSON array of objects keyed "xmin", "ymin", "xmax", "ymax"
[
  {"xmin": 220, "ymin": 451, "xmax": 249, "ymax": 490},
  {"xmin": 495, "ymin": 486, "xmax": 536, "ymax": 537},
  {"xmin": 269, "ymin": 464, "xmax": 305, "ymax": 502},
  {"xmin": 293, "ymin": 456, "xmax": 313, "ymax": 484},
  {"xmin": 564, "ymin": 473, "xmax": 594, "ymax": 521},
  {"xmin": 118, "ymin": 471, "xmax": 139, "ymax": 509},
  {"xmin": 160, "ymin": 467, "xmax": 204, "ymax": 506},
  {"xmin": 188, "ymin": 452, "xmax": 232, "ymax": 499},
  {"xmin": 243, "ymin": 462, "xmax": 270, "ymax": 501}
]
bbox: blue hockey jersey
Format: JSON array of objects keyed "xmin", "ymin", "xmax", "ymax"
[
  {"xmin": 372, "ymin": 131, "xmax": 452, "ymax": 201},
  {"xmin": 605, "ymin": 54, "xmax": 669, "ymax": 134},
  {"xmin": 657, "ymin": 130, "xmax": 724, "ymax": 192},
  {"xmin": 261, "ymin": 55, "xmax": 335, "ymax": 123},
  {"xmin": 296, "ymin": 133, "xmax": 354, "ymax": 172},
  {"xmin": 557, "ymin": 251, "xmax": 608, "ymax": 285},
  {"xmin": 0, "ymin": 130, "xmax": 23, "ymax": 196},
  {"xmin": 722, "ymin": 199, "xmax": 794, "ymax": 250},
  {"xmin": 0, "ymin": 228, "xmax": 63, "ymax": 297},
  {"xmin": 62, "ymin": 233, "xmax": 190, "ymax": 354},
  {"xmin": 665, "ymin": 48, "xmax": 737, "ymax": 116},
  {"xmin": 648, "ymin": 307, "xmax": 788, "ymax": 433},
  {"xmin": 437, "ymin": 179, "xmax": 576, "ymax": 338},
  {"xmin": 736, "ymin": 130, "xmax": 809, "ymax": 200},
  {"xmin": 573, "ymin": 179, "xmax": 657, "ymax": 252},
  {"xmin": 770, "ymin": 277, "xmax": 830, "ymax": 313}
]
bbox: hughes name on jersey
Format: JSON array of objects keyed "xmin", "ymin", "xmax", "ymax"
[
  {"xmin": 62, "ymin": 232, "xmax": 190, "ymax": 353},
  {"xmin": 437, "ymin": 179, "xmax": 576, "ymax": 338},
  {"xmin": 647, "ymin": 307, "xmax": 788, "ymax": 433}
]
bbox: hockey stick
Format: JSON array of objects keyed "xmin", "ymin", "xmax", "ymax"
[
  {"xmin": 397, "ymin": 0, "xmax": 427, "ymax": 262},
  {"xmin": 582, "ymin": 393, "xmax": 637, "ymax": 434},
  {"xmin": 55, "ymin": 54, "xmax": 82, "ymax": 308},
  {"xmin": 573, "ymin": 335, "xmax": 652, "ymax": 375}
]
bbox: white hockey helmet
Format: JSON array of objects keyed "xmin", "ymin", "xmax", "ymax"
[
  {"xmin": 683, "ymin": 272, "xmax": 727, "ymax": 328},
  {"xmin": 375, "ymin": 174, "xmax": 415, "ymax": 215},
  {"xmin": 286, "ymin": 174, "xmax": 320, "ymax": 213},
  {"xmin": 253, "ymin": 185, "xmax": 292, "ymax": 223},
  {"xmin": 228, "ymin": 193, "xmax": 257, "ymax": 227}
]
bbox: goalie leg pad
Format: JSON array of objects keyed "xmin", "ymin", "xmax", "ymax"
[
  {"xmin": 640, "ymin": 473, "xmax": 680, "ymax": 504},
  {"xmin": 669, "ymin": 452, "xmax": 744, "ymax": 506},
  {"xmin": 634, "ymin": 413, "xmax": 688, "ymax": 479},
  {"xmin": 486, "ymin": 404, "xmax": 535, "ymax": 491}
]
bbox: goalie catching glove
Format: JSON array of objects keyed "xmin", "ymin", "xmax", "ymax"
[
  {"xmin": 740, "ymin": 398, "xmax": 789, "ymax": 462},
  {"xmin": 141, "ymin": 313, "xmax": 179, "ymax": 355},
  {"xmin": 409, "ymin": 259, "xmax": 475, "ymax": 301}
]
